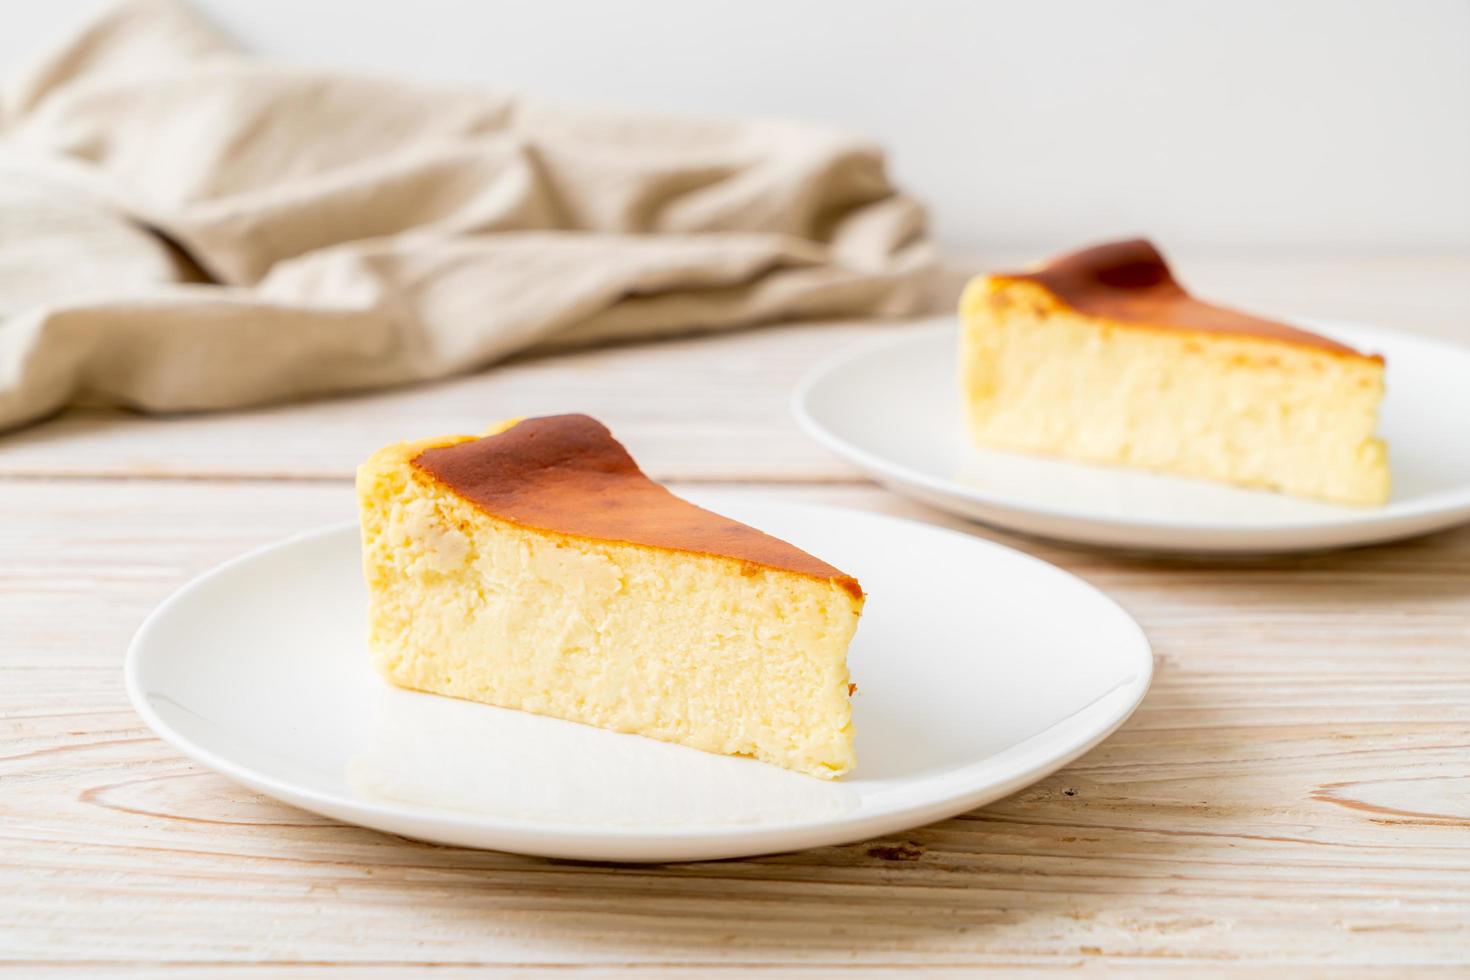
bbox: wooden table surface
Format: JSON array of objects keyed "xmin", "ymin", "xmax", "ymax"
[{"xmin": 4, "ymin": 254, "xmax": 1469, "ymax": 975}]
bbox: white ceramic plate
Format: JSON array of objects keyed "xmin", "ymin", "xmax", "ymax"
[
  {"xmin": 126, "ymin": 494, "xmax": 1151, "ymax": 862},
  {"xmin": 795, "ymin": 318, "xmax": 1470, "ymax": 554}
]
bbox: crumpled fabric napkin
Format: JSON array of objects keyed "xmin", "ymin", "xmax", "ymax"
[{"xmin": 0, "ymin": 0, "xmax": 933, "ymax": 432}]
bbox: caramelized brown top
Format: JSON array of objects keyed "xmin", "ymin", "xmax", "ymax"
[
  {"xmin": 412, "ymin": 414, "xmax": 863, "ymax": 599},
  {"xmin": 1001, "ymin": 239, "xmax": 1376, "ymax": 359}
]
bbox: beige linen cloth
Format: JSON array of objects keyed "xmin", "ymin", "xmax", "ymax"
[{"xmin": 0, "ymin": 0, "xmax": 933, "ymax": 433}]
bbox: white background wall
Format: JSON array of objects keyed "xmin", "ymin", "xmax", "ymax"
[{"xmin": 6, "ymin": 0, "xmax": 1468, "ymax": 252}]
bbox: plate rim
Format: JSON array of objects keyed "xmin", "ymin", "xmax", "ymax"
[
  {"xmin": 792, "ymin": 317, "xmax": 1470, "ymax": 536},
  {"xmin": 124, "ymin": 501, "xmax": 1153, "ymax": 860}
]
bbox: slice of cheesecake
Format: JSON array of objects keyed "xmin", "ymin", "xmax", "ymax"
[
  {"xmin": 959, "ymin": 239, "xmax": 1389, "ymax": 506},
  {"xmin": 357, "ymin": 414, "xmax": 863, "ymax": 778}
]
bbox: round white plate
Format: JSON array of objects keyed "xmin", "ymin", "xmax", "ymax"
[
  {"xmin": 795, "ymin": 318, "xmax": 1470, "ymax": 554},
  {"xmin": 126, "ymin": 494, "xmax": 1151, "ymax": 863}
]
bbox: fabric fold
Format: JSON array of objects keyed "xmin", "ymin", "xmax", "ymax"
[{"xmin": 0, "ymin": 0, "xmax": 934, "ymax": 431}]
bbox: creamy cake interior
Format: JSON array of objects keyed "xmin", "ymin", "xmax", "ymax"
[
  {"xmin": 357, "ymin": 414, "xmax": 863, "ymax": 778},
  {"xmin": 959, "ymin": 239, "xmax": 1389, "ymax": 506}
]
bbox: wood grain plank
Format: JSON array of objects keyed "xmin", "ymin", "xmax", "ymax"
[
  {"xmin": 2, "ymin": 253, "xmax": 1465, "ymax": 483},
  {"xmin": 6, "ymin": 252, "xmax": 1469, "ymax": 971},
  {"xmin": 0, "ymin": 319, "xmax": 886, "ymax": 483},
  {"xmin": 3, "ymin": 478, "xmax": 1469, "ymax": 969}
]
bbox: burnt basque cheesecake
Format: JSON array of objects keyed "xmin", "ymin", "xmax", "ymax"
[
  {"xmin": 357, "ymin": 414, "xmax": 863, "ymax": 778},
  {"xmin": 959, "ymin": 239, "xmax": 1389, "ymax": 506}
]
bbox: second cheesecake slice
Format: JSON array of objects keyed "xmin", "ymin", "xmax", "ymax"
[{"xmin": 959, "ymin": 239, "xmax": 1390, "ymax": 506}]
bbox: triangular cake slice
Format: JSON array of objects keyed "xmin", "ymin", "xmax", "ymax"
[
  {"xmin": 959, "ymin": 238, "xmax": 1389, "ymax": 506},
  {"xmin": 357, "ymin": 414, "xmax": 863, "ymax": 778}
]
